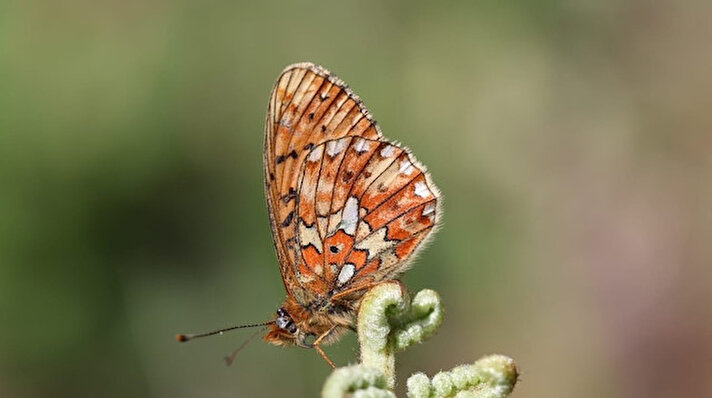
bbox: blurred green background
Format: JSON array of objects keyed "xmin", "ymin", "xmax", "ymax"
[{"xmin": 1, "ymin": 1, "xmax": 710, "ymax": 397}]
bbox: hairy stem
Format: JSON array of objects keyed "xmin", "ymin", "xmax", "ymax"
[{"xmin": 321, "ymin": 283, "xmax": 518, "ymax": 397}]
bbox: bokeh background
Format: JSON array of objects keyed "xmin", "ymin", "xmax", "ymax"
[{"xmin": 1, "ymin": 1, "xmax": 711, "ymax": 397}]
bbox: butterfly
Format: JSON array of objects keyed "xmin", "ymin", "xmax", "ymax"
[{"xmin": 177, "ymin": 63, "xmax": 440, "ymax": 367}]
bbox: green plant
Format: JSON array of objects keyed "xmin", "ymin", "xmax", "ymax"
[{"xmin": 322, "ymin": 282, "xmax": 518, "ymax": 397}]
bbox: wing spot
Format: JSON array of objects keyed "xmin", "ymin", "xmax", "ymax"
[
  {"xmin": 321, "ymin": 125, "xmax": 327, "ymax": 133},
  {"xmin": 282, "ymin": 187, "xmax": 297, "ymax": 203},
  {"xmin": 342, "ymin": 170, "xmax": 354, "ymax": 183},
  {"xmin": 276, "ymin": 154, "xmax": 286, "ymax": 164},
  {"xmin": 380, "ymin": 145, "xmax": 395, "ymax": 158},
  {"xmin": 355, "ymin": 228, "xmax": 396, "ymax": 260},
  {"xmin": 399, "ymin": 159, "xmax": 414, "ymax": 176},
  {"xmin": 307, "ymin": 146, "xmax": 323, "ymax": 162},
  {"xmin": 269, "ymin": 173, "xmax": 275, "ymax": 181},
  {"xmin": 281, "ymin": 211, "xmax": 294, "ymax": 228},
  {"xmin": 304, "ymin": 143, "xmax": 314, "ymax": 150},
  {"xmin": 330, "ymin": 246, "xmax": 339, "ymax": 253},
  {"xmin": 299, "ymin": 221, "xmax": 323, "ymax": 253},
  {"xmin": 326, "ymin": 140, "xmax": 346, "ymax": 157},
  {"xmin": 414, "ymin": 182, "xmax": 430, "ymax": 198},
  {"xmin": 354, "ymin": 138, "xmax": 370, "ymax": 153},
  {"xmin": 422, "ymin": 203, "xmax": 436, "ymax": 220},
  {"xmin": 422, "ymin": 203, "xmax": 436, "ymax": 216},
  {"xmin": 308, "ymin": 112, "xmax": 315, "ymax": 120},
  {"xmin": 320, "ymin": 93, "xmax": 329, "ymax": 101},
  {"xmin": 288, "ymin": 149, "xmax": 298, "ymax": 159},
  {"xmin": 341, "ymin": 196, "xmax": 359, "ymax": 235},
  {"xmin": 337, "ymin": 263, "xmax": 356, "ymax": 286}
]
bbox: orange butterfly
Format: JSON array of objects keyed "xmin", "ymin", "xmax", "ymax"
[{"xmin": 178, "ymin": 63, "xmax": 440, "ymax": 367}]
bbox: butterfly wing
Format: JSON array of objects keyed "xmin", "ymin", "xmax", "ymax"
[
  {"xmin": 265, "ymin": 63, "xmax": 440, "ymax": 305},
  {"xmin": 264, "ymin": 63, "xmax": 383, "ymax": 304},
  {"xmin": 295, "ymin": 138, "xmax": 439, "ymax": 298}
]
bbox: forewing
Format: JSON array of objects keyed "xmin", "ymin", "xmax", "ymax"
[{"xmin": 264, "ymin": 63, "xmax": 382, "ymax": 303}]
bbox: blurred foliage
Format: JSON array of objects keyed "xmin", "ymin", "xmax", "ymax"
[{"xmin": 1, "ymin": 1, "xmax": 710, "ymax": 397}]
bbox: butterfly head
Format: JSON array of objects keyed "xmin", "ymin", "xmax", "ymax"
[{"xmin": 264, "ymin": 306, "xmax": 313, "ymax": 348}]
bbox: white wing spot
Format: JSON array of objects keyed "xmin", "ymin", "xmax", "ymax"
[
  {"xmin": 341, "ymin": 196, "xmax": 359, "ymax": 235},
  {"xmin": 414, "ymin": 182, "xmax": 430, "ymax": 198},
  {"xmin": 307, "ymin": 145, "xmax": 323, "ymax": 162},
  {"xmin": 422, "ymin": 203, "xmax": 436, "ymax": 217},
  {"xmin": 399, "ymin": 159, "xmax": 414, "ymax": 176},
  {"xmin": 326, "ymin": 139, "xmax": 346, "ymax": 157},
  {"xmin": 354, "ymin": 138, "xmax": 370, "ymax": 153},
  {"xmin": 380, "ymin": 145, "xmax": 395, "ymax": 158},
  {"xmin": 337, "ymin": 263, "xmax": 356, "ymax": 286}
]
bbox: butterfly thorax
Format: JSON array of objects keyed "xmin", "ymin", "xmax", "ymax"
[{"xmin": 263, "ymin": 295, "xmax": 354, "ymax": 348}]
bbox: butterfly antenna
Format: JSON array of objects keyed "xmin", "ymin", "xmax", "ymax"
[
  {"xmin": 175, "ymin": 321, "xmax": 273, "ymax": 343},
  {"xmin": 224, "ymin": 327, "xmax": 266, "ymax": 366}
]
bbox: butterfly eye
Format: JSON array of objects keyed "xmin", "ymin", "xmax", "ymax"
[
  {"xmin": 276, "ymin": 316, "xmax": 295, "ymax": 332},
  {"xmin": 275, "ymin": 309, "xmax": 298, "ymax": 334},
  {"xmin": 276, "ymin": 317, "xmax": 287, "ymax": 328}
]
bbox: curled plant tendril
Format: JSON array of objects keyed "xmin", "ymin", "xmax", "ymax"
[
  {"xmin": 406, "ymin": 355, "xmax": 519, "ymax": 398},
  {"xmin": 321, "ymin": 365, "xmax": 396, "ymax": 398},
  {"xmin": 321, "ymin": 282, "xmax": 518, "ymax": 398}
]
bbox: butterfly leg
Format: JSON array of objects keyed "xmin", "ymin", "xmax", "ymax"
[
  {"xmin": 330, "ymin": 280, "xmax": 405, "ymax": 303},
  {"xmin": 329, "ymin": 282, "xmax": 378, "ymax": 303},
  {"xmin": 312, "ymin": 326, "xmax": 338, "ymax": 369}
]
